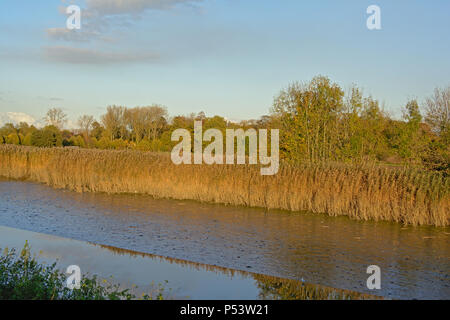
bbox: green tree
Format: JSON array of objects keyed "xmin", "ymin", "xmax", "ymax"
[
  {"xmin": 90, "ymin": 121, "xmax": 105, "ymax": 140},
  {"xmin": 23, "ymin": 133, "xmax": 33, "ymax": 146},
  {"xmin": 30, "ymin": 126, "xmax": 63, "ymax": 147},
  {"xmin": 273, "ymin": 76, "xmax": 344, "ymax": 162}
]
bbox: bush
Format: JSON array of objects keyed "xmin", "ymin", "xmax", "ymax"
[
  {"xmin": 6, "ymin": 133, "xmax": 20, "ymax": 145},
  {"xmin": 0, "ymin": 242, "xmax": 164, "ymax": 300},
  {"xmin": 135, "ymin": 139, "xmax": 152, "ymax": 151},
  {"xmin": 95, "ymin": 137, "xmax": 111, "ymax": 149},
  {"xmin": 111, "ymin": 139, "xmax": 129, "ymax": 150}
]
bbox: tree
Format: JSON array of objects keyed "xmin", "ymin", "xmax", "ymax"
[
  {"xmin": 143, "ymin": 105, "xmax": 168, "ymax": 141},
  {"xmin": 272, "ymin": 76, "xmax": 344, "ymax": 162},
  {"xmin": 30, "ymin": 126, "xmax": 63, "ymax": 147},
  {"xmin": 23, "ymin": 133, "xmax": 33, "ymax": 146},
  {"xmin": 337, "ymin": 85, "xmax": 365, "ymax": 159},
  {"xmin": 196, "ymin": 111, "xmax": 206, "ymax": 121},
  {"xmin": 0, "ymin": 123, "xmax": 17, "ymax": 136},
  {"xmin": 101, "ymin": 105, "xmax": 127, "ymax": 140},
  {"xmin": 402, "ymin": 99, "xmax": 424, "ymax": 160},
  {"xmin": 6, "ymin": 133, "xmax": 20, "ymax": 145},
  {"xmin": 90, "ymin": 121, "xmax": 105, "ymax": 140},
  {"xmin": 125, "ymin": 107, "xmax": 147, "ymax": 143},
  {"xmin": 424, "ymin": 86, "xmax": 450, "ymax": 144},
  {"xmin": 383, "ymin": 99, "xmax": 424, "ymax": 161},
  {"xmin": 404, "ymin": 99, "xmax": 422, "ymax": 125},
  {"xmin": 359, "ymin": 97, "xmax": 389, "ymax": 160},
  {"xmin": 17, "ymin": 122, "xmax": 31, "ymax": 136},
  {"xmin": 77, "ymin": 115, "xmax": 95, "ymax": 144},
  {"xmin": 45, "ymin": 108, "xmax": 67, "ymax": 129}
]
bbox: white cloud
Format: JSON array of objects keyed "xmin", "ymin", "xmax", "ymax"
[
  {"xmin": 65, "ymin": 119, "xmax": 78, "ymax": 130},
  {"xmin": 0, "ymin": 112, "xmax": 38, "ymax": 127},
  {"xmin": 0, "ymin": 112, "xmax": 76, "ymax": 129}
]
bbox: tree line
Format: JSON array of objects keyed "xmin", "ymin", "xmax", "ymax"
[{"xmin": 1, "ymin": 76, "xmax": 448, "ymax": 173}]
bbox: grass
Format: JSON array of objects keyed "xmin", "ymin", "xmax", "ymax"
[
  {"xmin": 0, "ymin": 144, "xmax": 448, "ymax": 226},
  {"xmin": 0, "ymin": 242, "xmax": 164, "ymax": 300}
]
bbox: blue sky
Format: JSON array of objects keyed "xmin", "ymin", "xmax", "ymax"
[{"xmin": 0, "ymin": 0, "xmax": 449, "ymax": 124}]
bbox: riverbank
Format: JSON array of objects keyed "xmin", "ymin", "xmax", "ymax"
[{"xmin": 0, "ymin": 145, "xmax": 448, "ymax": 226}]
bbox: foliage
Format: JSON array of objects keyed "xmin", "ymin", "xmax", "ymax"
[
  {"xmin": 0, "ymin": 78, "xmax": 448, "ymax": 173},
  {"xmin": 30, "ymin": 126, "xmax": 63, "ymax": 148},
  {"xmin": 6, "ymin": 133, "xmax": 20, "ymax": 145},
  {"xmin": 273, "ymin": 76, "xmax": 345, "ymax": 162},
  {"xmin": 0, "ymin": 243, "xmax": 163, "ymax": 300}
]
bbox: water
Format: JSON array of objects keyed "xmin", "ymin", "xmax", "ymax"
[
  {"xmin": 0, "ymin": 225, "xmax": 377, "ymax": 300},
  {"xmin": 0, "ymin": 179, "xmax": 448, "ymax": 299}
]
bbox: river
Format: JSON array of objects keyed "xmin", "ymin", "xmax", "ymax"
[{"xmin": 0, "ymin": 179, "xmax": 448, "ymax": 299}]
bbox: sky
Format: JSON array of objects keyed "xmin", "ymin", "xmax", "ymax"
[{"xmin": 0, "ymin": 0, "xmax": 449, "ymax": 126}]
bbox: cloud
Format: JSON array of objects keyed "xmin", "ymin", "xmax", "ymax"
[
  {"xmin": 47, "ymin": 0, "xmax": 205, "ymax": 42},
  {"xmin": 47, "ymin": 28, "xmax": 102, "ymax": 42},
  {"xmin": 43, "ymin": 46, "xmax": 160, "ymax": 64},
  {"xmin": 85, "ymin": 0, "xmax": 203, "ymax": 16},
  {"xmin": 0, "ymin": 112, "xmax": 37, "ymax": 127},
  {"xmin": 44, "ymin": 0, "xmax": 206, "ymax": 63}
]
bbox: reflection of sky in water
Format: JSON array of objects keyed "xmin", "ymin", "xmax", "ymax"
[
  {"xmin": 0, "ymin": 180, "xmax": 448, "ymax": 299},
  {"xmin": 0, "ymin": 226, "xmax": 379, "ymax": 300}
]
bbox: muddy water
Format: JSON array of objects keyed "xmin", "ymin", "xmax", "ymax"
[{"xmin": 0, "ymin": 179, "xmax": 448, "ymax": 299}]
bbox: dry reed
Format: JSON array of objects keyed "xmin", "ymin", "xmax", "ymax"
[{"xmin": 0, "ymin": 145, "xmax": 448, "ymax": 226}]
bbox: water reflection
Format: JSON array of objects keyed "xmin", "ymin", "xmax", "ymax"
[
  {"xmin": 95, "ymin": 244, "xmax": 382, "ymax": 300},
  {"xmin": 0, "ymin": 226, "xmax": 380, "ymax": 300},
  {"xmin": 0, "ymin": 180, "xmax": 448, "ymax": 299}
]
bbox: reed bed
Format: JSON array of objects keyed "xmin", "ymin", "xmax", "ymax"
[{"xmin": 0, "ymin": 145, "xmax": 448, "ymax": 226}]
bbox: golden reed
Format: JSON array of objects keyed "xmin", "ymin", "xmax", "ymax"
[{"xmin": 0, "ymin": 145, "xmax": 448, "ymax": 226}]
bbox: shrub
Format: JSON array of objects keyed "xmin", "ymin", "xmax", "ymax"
[
  {"xmin": 6, "ymin": 133, "xmax": 20, "ymax": 145},
  {"xmin": 0, "ymin": 242, "xmax": 163, "ymax": 300},
  {"xmin": 136, "ymin": 139, "xmax": 152, "ymax": 151}
]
